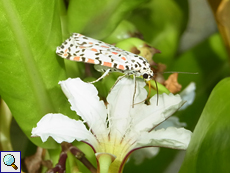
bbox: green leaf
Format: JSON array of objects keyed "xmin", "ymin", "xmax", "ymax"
[
  {"xmin": 128, "ymin": 0, "xmax": 188, "ymax": 63},
  {"xmin": 169, "ymin": 33, "xmax": 229, "ymax": 129},
  {"xmin": 0, "ymin": 99, "xmax": 13, "ymax": 151},
  {"xmin": 0, "ymin": 0, "xmax": 75, "ymax": 148},
  {"xmin": 179, "ymin": 77, "xmax": 230, "ymax": 173},
  {"xmin": 103, "ymin": 20, "xmax": 139, "ymax": 44},
  {"xmin": 67, "ymin": 0, "xmax": 148, "ymax": 39}
]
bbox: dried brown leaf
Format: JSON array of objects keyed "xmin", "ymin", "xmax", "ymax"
[
  {"xmin": 24, "ymin": 147, "xmax": 46, "ymax": 173},
  {"xmin": 139, "ymin": 44, "xmax": 161, "ymax": 63},
  {"xmin": 164, "ymin": 73, "xmax": 182, "ymax": 93},
  {"xmin": 154, "ymin": 63, "xmax": 167, "ymax": 84},
  {"xmin": 208, "ymin": 0, "xmax": 230, "ymax": 57}
]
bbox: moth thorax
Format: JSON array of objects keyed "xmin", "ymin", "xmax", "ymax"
[{"xmin": 141, "ymin": 69, "xmax": 153, "ymax": 81}]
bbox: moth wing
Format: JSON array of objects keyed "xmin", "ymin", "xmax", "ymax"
[{"xmin": 56, "ymin": 33, "xmax": 137, "ymax": 69}]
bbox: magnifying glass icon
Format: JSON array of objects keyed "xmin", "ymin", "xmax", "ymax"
[{"xmin": 3, "ymin": 154, "xmax": 18, "ymax": 170}]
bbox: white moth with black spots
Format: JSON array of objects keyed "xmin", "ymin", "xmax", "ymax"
[{"xmin": 56, "ymin": 33, "xmax": 154, "ymax": 83}]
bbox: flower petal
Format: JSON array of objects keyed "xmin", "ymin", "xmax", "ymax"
[
  {"xmin": 130, "ymin": 117, "xmax": 187, "ymax": 164},
  {"xmin": 131, "ymin": 147, "xmax": 160, "ymax": 165},
  {"xmin": 136, "ymin": 127, "xmax": 192, "ymax": 150},
  {"xmin": 132, "ymin": 93, "xmax": 184, "ymax": 132},
  {"xmin": 155, "ymin": 116, "xmax": 187, "ymax": 130},
  {"xmin": 31, "ymin": 113, "xmax": 96, "ymax": 144},
  {"xmin": 59, "ymin": 78, "xmax": 108, "ymax": 135},
  {"xmin": 180, "ymin": 82, "xmax": 196, "ymax": 110},
  {"xmin": 107, "ymin": 77, "xmax": 147, "ymax": 137}
]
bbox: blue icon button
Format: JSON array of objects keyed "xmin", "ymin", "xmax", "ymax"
[{"xmin": 3, "ymin": 154, "xmax": 18, "ymax": 170}]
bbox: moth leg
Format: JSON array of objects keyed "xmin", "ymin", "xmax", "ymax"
[
  {"xmin": 132, "ymin": 75, "xmax": 136, "ymax": 108},
  {"xmin": 109, "ymin": 74, "xmax": 128, "ymax": 93},
  {"xmin": 90, "ymin": 69, "xmax": 111, "ymax": 83}
]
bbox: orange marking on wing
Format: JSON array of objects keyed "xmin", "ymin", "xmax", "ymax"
[
  {"xmin": 103, "ymin": 62, "xmax": 112, "ymax": 67},
  {"xmin": 87, "ymin": 59, "xmax": 95, "ymax": 64},
  {"xmin": 88, "ymin": 42, "xmax": 93, "ymax": 44},
  {"xmin": 112, "ymin": 52, "xmax": 118, "ymax": 55},
  {"xmin": 63, "ymin": 53, "xmax": 68, "ymax": 57},
  {"xmin": 118, "ymin": 65, "xmax": 125, "ymax": 70},
  {"xmin": 91, "ymin": 48, "xmax": 98, "ymax": 52},
  {"xmin": 101, "ymin": 45, "xmax": 109, "ymax": 48},
  {"xmin": 121, "ymin": 57, "xmax": 126, "ymax": 61},
  {"xmin": 74, "ymin": 56, "xmax": 81, "ymax": 61},
  {"xmin": 79, "ymin": 46, "xmax": 86, "ymax": 49}
]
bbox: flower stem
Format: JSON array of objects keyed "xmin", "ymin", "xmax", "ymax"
[
  {"xmin": 68, "ymin": 143, "xmax": 97, "ymax": 173},
  {"xmin": 96, "ymin": 153, "xmax": 116, "ymax": 173}
]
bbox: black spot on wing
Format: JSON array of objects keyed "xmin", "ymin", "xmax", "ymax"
[
  {"xmin": 95, "ymin": 50, "xmax": 103, "ymax": 56},
  {"xmin": 95, "ymin": 57, "xmax": 102, "ymax": 64},
  {"xmin": 113, "ymin": 63, "xmax": 117, "ymax": 68},
  {"xmin": 137, "ymin": 62, "xmax": 141, "ymax": 67},
  {"xmin": 66, "ymin": 53, "xmax": 71, "ymax": 60},
  {"xmin": 78, "ymin": 42, "xmax": 87, "ymax": 45}
]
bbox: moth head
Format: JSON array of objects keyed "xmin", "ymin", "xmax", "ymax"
[{"xmin": 142, "ymin": 70, "xmax": 154, "ymax": 81}]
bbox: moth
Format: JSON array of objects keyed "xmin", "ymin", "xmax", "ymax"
[{"xmin": 56, "ymin": 33, "xmax": 154, "ymax": 83}]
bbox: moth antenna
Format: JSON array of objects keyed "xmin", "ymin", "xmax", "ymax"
[
  {"xmin": 162, "ymin": 71, "xmax": 198, "ymax": 74},
  {"xmin": 148, "ymin": 81, "xmax": 151, "ymax": 98},
  {"xmin": 132, "ymin": 75, "xmax": 137, "ymax": 108},
  {"xmin": 154, "ymin": 78, "xmax": 159, "ymax": 106}
]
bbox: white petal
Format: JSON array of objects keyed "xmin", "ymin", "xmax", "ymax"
[
  {"xmin": 31, "ymin": 113, "xmax": 96, "ymax": 144},
  {"xmin": 132, "ymin": 93, "xmax": 184, "ymax": 132},
  {"xmin": 180, "ymin": 82, "xmax": 196, "ymax": 110},
  {"xmin": 136, "ymin": 127, "xmax": 192, "ymax": 150},
  {"xmin": 59, "ymin": 78, "xmax": 108, "ymax": 135},
  {"xmin": 131, "ymin": 147, "xmax": 160, "ymax": 165},
  {"xmin": 107, "ymin": 77, "xmax": 147, "ymax": 137},
  {"xmin": 155, "ymin": 116, "xmax": 187, "ymax": 130}
]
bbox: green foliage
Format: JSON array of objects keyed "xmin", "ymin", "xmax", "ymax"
[
  {"xmin": 179, "ymin": 78, "xmax": 230, "ymax": 173},
  {"xmin": 0, "ymin": 0, "xmax": 230, "ymax": 172},
  {"xmin": 0, "ymin": 0, "xmax": 73, "ymax": 149}
]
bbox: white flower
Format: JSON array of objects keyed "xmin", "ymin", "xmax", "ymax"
[
  {"xmin": 131, "ymin": 116, "xmax": 187, "ymax": 165},
  {"xmin": 131, "ymin": 82, "xmax": 196, "ymax": 164},
  {"xmin": 31, "ymin": 77, "xmax": 192, "ymax": 172},
  {"xmin": 180, "ymin": 82, "xmax": 196, "ymax": 110}
]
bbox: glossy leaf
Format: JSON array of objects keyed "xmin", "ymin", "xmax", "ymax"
[
  {"xmin": 208, "ymin": 0, "xmax": 230, "ymax": 57},
  {"xmin": 0, "ymin": 0, "xmax": 75, "ymax": 148},
  {"xmin": 128, "ymin": 0, "xmax": 188, "ymax": 63},
  {"xmin": 67, "ymin": 0, "xmax": 148, "ymax": 39},
  {"xmin": 169, "ymin": 33, "xmax": 229, "ymax": 129},
  {"xmin": 179, "ymin": 77, "xmax": 230, "ymax": 173}
]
